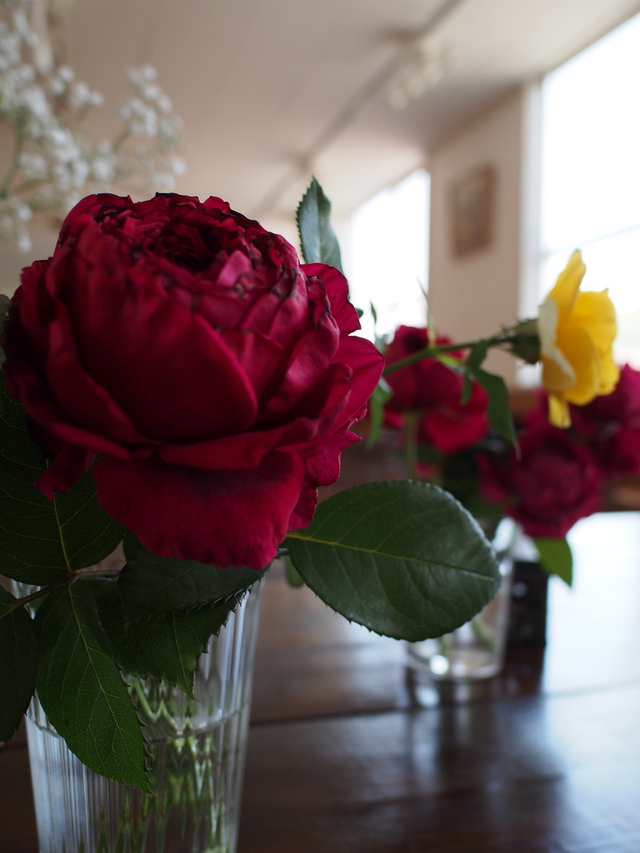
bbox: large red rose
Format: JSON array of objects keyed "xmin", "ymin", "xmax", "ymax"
[
  {"xmin": 477, "ymin": 421, "xmax": 603, "ymax": 538},
  {"xmin": 384, "ymin": 325, "xmax": 489, "ymax": 454},
  {"xmin": 3, "ymin": 193, "xmax": 383, "ymax": 569}
]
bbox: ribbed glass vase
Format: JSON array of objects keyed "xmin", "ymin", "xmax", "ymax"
[{"xmin": 25, "ymin": 584, "xmax": 262, "ymax": 853}]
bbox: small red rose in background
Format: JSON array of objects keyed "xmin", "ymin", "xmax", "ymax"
[
  {"xmin": 384, "ymin": 325, "xmax": 489, "ymax": 454},
  {"xmin": 477, "ymin": 420, "xmax": 603, "ymax": 539},
  {"xmin": 568, "ymin": 363, "xmax": 640, "ymax": 476},
  {"xmin": 3, "ymin": 193, "xmax": 383, "ymax": 569}
]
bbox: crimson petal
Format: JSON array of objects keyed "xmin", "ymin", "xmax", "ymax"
[
  {"xmin": 35, "ymin": 445, "xmax": 96, "ymax": 499},
  {"xmin": 92, "ymin": 450, "xmax": 306, "ymax": 569},
  {"xmin": 302, "ymin": 264, "xmax": 361, "ymax": 335}
]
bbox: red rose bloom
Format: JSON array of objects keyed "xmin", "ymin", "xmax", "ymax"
[
  {"xmin": 384, "ymin": 325, "xmax": 489, "ymax": 454},
  {"xmin": 568, "ymin": 364, "xmax": 640, "ymax": 476},
  {"xmin": 3, "ymin": 193, "xmax": 383, "ymax": 569},
  {"xmin": 417, "ymin": 380, "xmax": 489, "ymax": 454},
  {"xmin": 477, "ymin": 421, "xmax": 603, "ymax": 538}
]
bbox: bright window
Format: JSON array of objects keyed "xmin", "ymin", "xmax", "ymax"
[
  {"xmin": 540, "ymin": 12, "xmax": 640, "ymax": 366},
  {"xmin": 347, "ymin": 169, "xmax": 429, "ymax": 341}
]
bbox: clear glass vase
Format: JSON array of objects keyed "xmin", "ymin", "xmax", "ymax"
[
  {"xmin": 25, "ymin": 583, "xmax": 262, "ymax": 853},
  {"xmin": 406, "ymin": 517, "xmax": 516, "ymax": 683}
]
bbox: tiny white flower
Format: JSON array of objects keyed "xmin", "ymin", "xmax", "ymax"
[
  {"xmin": 17, "ymin": 230, "xmax": 32, "ymax": 252},
  {"xmin": 57, "ymin": 65, "xmax": 74, "ymax": 82},
  {"xmin": 170, "ymin": 156, "xmax": 186, "ymax": 175}
]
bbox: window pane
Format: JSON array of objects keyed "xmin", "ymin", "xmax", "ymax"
[
  {"xmin": 347, "ymin": 169, "xmax": 429, "ymax": 341},
  {"xmin": 541, "ymin": 12, "xmax": 640, "ymax": 367},
  {"xmin": 541, "ymin": 12, "xmax": 640, "ymax": 252}
]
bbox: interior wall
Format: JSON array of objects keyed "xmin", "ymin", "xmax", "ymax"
[{"xmin": 427, "ymin": 89, "xmax": 526, "ymax": 383}]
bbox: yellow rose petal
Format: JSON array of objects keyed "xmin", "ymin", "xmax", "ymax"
[
  {"xmin": 546, "ymin": 250, "xmax": 586, "ymax": 319},
  {"xmin": 555, "ymin": 322, "xmax": 601, "ymax": 405},
  {"xmin": 548, "ymin": 393, "xmax": 571, "ymax": 428},
  {"xmin": 537, "ymin": 249, "xmax": 620, "ymax": 426},
  {"xmin": 598, "ymin": 354, "xmax": 620, "ymax": 396},
  {"xmin": 571, "ymin": 289, "xmax": 617, "ymax": 355},
  {"xmin": 540, "ymin": 352, "xmax": 576, "ymax": 393}
]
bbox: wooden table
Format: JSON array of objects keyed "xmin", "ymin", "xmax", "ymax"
[{"xmin": 3, "ymin": 512, "xmax": 640, "ymax": 852}]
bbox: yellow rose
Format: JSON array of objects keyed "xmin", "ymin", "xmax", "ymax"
[{"xmin": 537, "ymin": 250, "xmax": 619, "ymax": 428}]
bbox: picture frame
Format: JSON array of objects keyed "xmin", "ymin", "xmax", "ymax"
[{"xmin": 450, "ymin": 165, "xmax": 495, "ymax": 258}]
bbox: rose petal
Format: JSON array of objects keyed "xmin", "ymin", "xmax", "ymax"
[
  {"xmin": 302, "ymin": 264, "xmax": 361, "ymax": 335},
  {"xmin": 261, "ymin": 317, "xmax": 340, "ymax": 420},
  {"xmin": 545, "ymin": 250, "xmax": 585, "ymax": 320},
  {"xmin": 92, "ymin": 450, "xmax": 306, "ymax": 569},
  {"xmin": 218, "ymin": 329, "xmax": 286, "ymax": 403},
  {"xmin": 3, "ymin": 361, "xmax": 139, "ymax": 458},
  {"xmin": 335, "ymin": 336, "xmax": 385, "ymax": 419},
  {"xmin": 555, "ymin": 323, "xmax": 601, "ymax": 406},
  {"xmin": 45, "ymin": 308, "xmax": 150, "ymax": 446},
  {"xmin": 301, "ymin": 428, "xmax": 362, "ymax": 487},
  {"xmin": 35, "ymin": 445, "xmax": 96, "ymax": 499},
  {"xmin": 287, "ymin": 479, "xmax": 319, "ymax": 531},
  {"xmin": 75, "ymin": 278, "xmax": 259, "ymax": 442}
]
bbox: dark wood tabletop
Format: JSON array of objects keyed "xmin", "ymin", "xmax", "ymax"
[{"xmin": 2, "ymin": 511, "xmax": 640, "ymax": 853}]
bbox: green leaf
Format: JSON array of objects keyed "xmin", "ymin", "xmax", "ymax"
[
  {"xmin": 54, "ymin": 473, "xmax": 126, "ymax": 572},
  {"xmin": 95, "ymin": 580, "xmax": 243, "ymax": 695},
  {"xmin": 460, "ymin": 373, "xmax": 472, "ymax": 405},
  {"xmin": 282, "ymin": 554, "xmax": 304, "ymax": 588},
  {"xmin": 119, "ymin": 536, "xmax": 266, "ymax": 621},
  {"xmin": 286, "ymin": 480, "xmax": 500, "ymax": 641},
  {"xmin": 462, "ymin": 340, "xmax": 490, "ymax": 404},
  {"xmin": 366, "ymin": 378, "xmax": 392, "ymax": 449},
  {"xmin": 35, "ymin": 580, "xmax": 149, "ymax": 790},
  {"xmin": 0, "ymin": 374, "xmax": 124, "ymax": 583},
  {"xmin": 0, "ymin": 586, "xmax": 38, "ymax": 748},
  {"xmin": 466, "ymin": 340, "xmax": 489, "ymax": 371},
  {"xmin": 467, "ymin": 366, "xmax": 518, "ymax": 447},
  {"xmin": 296, "ymin": 177, "xmax": 343, "ymax": 271},
  {"xmin": 533, "ymin": 537, "xmax": 573, "ymax": 586}
]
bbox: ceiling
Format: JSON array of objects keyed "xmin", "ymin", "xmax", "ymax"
[{"xmin": 2, "ymin": 0, "xmax": 640, "ymax": 284}]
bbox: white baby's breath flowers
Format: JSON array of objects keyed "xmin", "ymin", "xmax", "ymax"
[{"xmin": 0, "ymin": 0, "xmax": 184, "ymax": 251}]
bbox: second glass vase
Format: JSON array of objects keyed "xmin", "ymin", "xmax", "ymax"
[{"xmin": 406, "ymin": 518, "xmax": 516, "ymax": 681}]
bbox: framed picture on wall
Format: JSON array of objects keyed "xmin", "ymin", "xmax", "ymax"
[{"xmin": 450, "ymin": 165, "xmax": 495, "ymax": 258}]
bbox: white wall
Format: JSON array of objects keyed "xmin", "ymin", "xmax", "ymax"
[{"xmin": 427, "ymin": 89, "xmax": 532, "ymax": 384}]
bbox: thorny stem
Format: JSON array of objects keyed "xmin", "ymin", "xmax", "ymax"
[
  {"xmin": 383, "ymin": 335, "xmax": 499, "ymax": 376},
  {"xmin": 1, "ymin": 563, "xmax": 123, "ymax": 620},
  {"xmin": 382, "ymin": 324, "xmax": 538, "ymax": 376},
  {"xmin": 0, "ymin": 573, "xmax": 71, "ymax": 619}
]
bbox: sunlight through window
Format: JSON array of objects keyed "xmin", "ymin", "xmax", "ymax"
[
  {"xmin": 347, "ymin": 169, "xmax": 429, "ymax": 342},
  {"xmin": 541, "ymin": 12, "xmax": 640, "ymax": 366}
]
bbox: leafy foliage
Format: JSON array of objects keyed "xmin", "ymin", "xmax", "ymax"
[
  {"xmin": 35, "ymin": 581, "xmax": 149, "ymax": 790},
  {"xmin": 366, "ymin": 379, "xmax": 393, "ymax": 449},
  {"xmin": 286, "ymin": 480, "xmax": 499, "ymax": 641},
  {"xmin": 119, "ymin": 535, "xmax": 265, "ymax": 621},
  {"xmin": 296, "ymin": 177, "xmax": 343, "ymax": 271},
  {"xmin": 462, "ymin": 344, "xmax": 517, "ymax": 447},
  {"xmin": 0, "ymin": 586, "xmax": 38, "ymax": 748},
  {"xmin": 0, "ymin": 373, "xmax": 124, "ymax": 583},
  {"xmin": 96, "ymin": 580, "xmax": 244, "ymax": 695},
  {"xmin": 282, "ymin": 554, "xmax": 304, "ymax": 588},
  {"xmin": 534, "ymin": 536, "xmax": 573, "ymax": 586}
]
